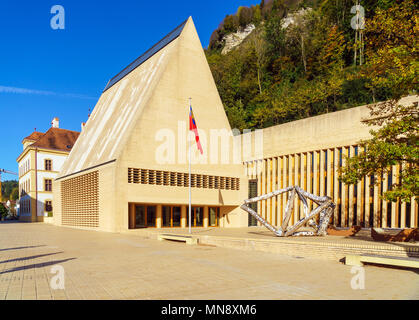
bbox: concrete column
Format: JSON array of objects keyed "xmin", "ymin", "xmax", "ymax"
[
  {"xmin": 281, "ymin": 156, "xmax": 287, "ymax": 224},
  {"xmin": 252, "ymin": 160, "xmax": 258, "ymax": 179},
  {"xmin": 373, "ymin": 178, "xmax": 380, "ymax": 228},
  {"xmin": 391, "ymin": 165, "xmax": 399, "ymax": 228},
  {"xmin": 258, "ymin": 160, "xmax": 263, "ymax": 226},
  {"xmin": 181, "ymin": 205, "xmax": 187, "ymax": 228},
  {"xmin": 348, "ymin": 146, "xmax": 354, "ymax": 227},
  {"xmin": 411, "ymin": 197, "xmax": 418, "ymax": 228},
  {"xmin": 365, "ymin": 175, "xmax": 371, "ymax": 228},
  {"xmin": 293, "ymin": 154, "xmax": 299, "ymax": 222},
  {"xmin": 288, "ymin": 155, "xmax": 293, "ymax": 224},
  {"xmin": 320, "ymin": 150, "xmax": 325, "ymax": 197},
  {"xmin": 341, "ymin": 148, "xmax": 348, "ymax": 227},
  {"xmin": 326, "ymin": 149, "xmax": 332, "ymax": 198},
  {"xmin": 204, "ymin": 206, "xmax": 209, "ymax": 228},
  {"xmin": 313, "ymin": 150, "xmax": 319, "ymax": 215},
  {"xmin": 129, "ymin": 203, "xmax": 135, "ymax": 229},
  {"xmin": 275, "ymin": 157, "xmax": 282, "ymax": 226},
  {"xmin": 272, "ymin": 157, "xmax": 277, "ymax": 225},
  {"xmin": 307, "ymin": 152, "xmax": 312, "ymax": 211},
  {"xmin": 300, "ymin": 153, "xmax": 305, "ymax": 219},
  {"xmin": 156, "ymin": 204, "xmax": 162, "ymax": 228},
  {"xmin": 400, "ymin": 163, "xmax": 406, "ymax": 228},
  {"xmin": 357, "ymin": 176, "xmax": 363, "ymax": 227},
  {"xmin": 333, "ymin": 148, "xmax": 339, "ymax": 225},
  {"xmin": 267, "ymin": 158, "xmax": 272, "ymax": 224},
  {"xmin": 382, "ymin": 171, "xmax": 388, "ymax": 228},
  {"xmin": 400, "ymin": 201, "xmax": 407, "ymax": 229},
  {"xmin": 262, "ymin": 159, "xmax": 267, "ymax": 221}
]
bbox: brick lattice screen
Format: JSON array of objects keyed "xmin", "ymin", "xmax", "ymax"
[{"xmin": 61, "ymin": 171, "xmax": 99, "ymax": 227}]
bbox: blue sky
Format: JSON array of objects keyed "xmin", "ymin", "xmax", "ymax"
[{"xmin": 0, "ymin": 0, "xmax": 258, "ymax": 180}]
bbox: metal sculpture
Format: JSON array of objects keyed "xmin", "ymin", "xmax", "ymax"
[{"xmin": 241, "ymin": 186, "xmax": 335, "ymax": 237}]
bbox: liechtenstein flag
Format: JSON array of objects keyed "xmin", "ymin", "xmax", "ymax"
[{"xmin": 189, "ymin": 105, "xmax": 203, "ymax": 155}]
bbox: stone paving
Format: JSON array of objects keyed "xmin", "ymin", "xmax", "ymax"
[{"xmin": 0, "ymin": 222, "xmax": 418, "ymax": 300}]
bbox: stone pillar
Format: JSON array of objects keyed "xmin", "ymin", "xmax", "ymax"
[
  {"xmin": 293, "ymin": 154, "xmax": 299, "ymax": 222},
  {"xmin": 288, "ymin": 155, "xmax": 293, "ymax": 224},
  {"xmin": 365, "ymin": 175, "xmax": 371, "ymax": 227},
  {"xmin": 341, "ymin": 148, "xmax": 348, "ymax": 226},
  {"xmin": 267, "ymin": 158, "xmax": 271, "ymax": 224},
  {"xmin": 391, "ymin": 165, "xmax": 399, "ymax": 228},
  {"xmin": 156, "ymin": 204, "xmax": 162, "ymax": 228},
  {"xmin": 300, "ymin": 153, "xmax": 305, "ymax": 219},
  {"xmin": 129, "ymin": 203, "xmax": 135, "ymax": 229},
  {"xmin": 382, "ymin": 171, "xmax": 388, "ymax": 228},
  {"xmin": 181, "ymin": 205, "xmax": 187, "ymax": 228},
  {"xmin": 204, "ymin": 206, "xmax": 209, "ymax": 228},
  {"xmin": 348, "ymin": 146, "xmax": 354, "ymax": 227},
  {"xmin": 400, "ymin": 164, "xmax": 406, "ymax": 229},
  {"xmin": 333, "ymin": 148, "xmax": 339, "ymax": 225},
  {"xmin": 411, "ymin": 197, "xmax": 418, "ymax": 228},
  {"xmin": 307, "ymin": 153, "xmax": 312, "ymax": 211},
  {"xmin": 281, "ymin": 156, "xmax": 287, "ymax": 223}
]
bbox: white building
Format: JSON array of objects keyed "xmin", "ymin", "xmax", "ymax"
[{"xmin": 17, "ymin": 118, "xmax": 79, "ymax": 222}]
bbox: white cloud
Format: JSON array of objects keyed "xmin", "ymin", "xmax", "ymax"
[{"xmin": 0, "ymin": 85, "xmax": 97, "ymax": 100}]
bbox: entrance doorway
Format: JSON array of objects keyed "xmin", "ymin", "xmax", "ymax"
[
  {"xmin": 134, "ymin": 205, "xmax": 156, "ymax": 228},
  {"xmin": 186, "ymin": 207, "xmax": 204, "ymax": 227},
  {"xmin": 162, "ymin": 206, "xmax": 182, "ymax": 227},
  {"xmin": 209, "ymin": 207, "xmax": 220, "ymax": 227}
]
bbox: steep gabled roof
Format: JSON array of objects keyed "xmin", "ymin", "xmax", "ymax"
[
  {"xmin": 103, "ymin": 19, "xmax": 188, "ymax": 92},
  {"xmin": 30, "ymin": 128, "xmax": 80, "ymax": 152},
  {"xmin": 58, "ymin": 19, "xmax": 189, "ymax": 178}
]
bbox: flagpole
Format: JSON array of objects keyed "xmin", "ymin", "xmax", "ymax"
[{"xmin": 188, "ymin": 98, "xmax": 192, "ymax": 234}]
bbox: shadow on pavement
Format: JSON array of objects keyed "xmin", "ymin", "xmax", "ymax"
[
  {"xmin": 0, "ymin": 252, "xmax": 64, "ymax": 264},
  {"xmin": 0, "ymin": 258, "xmax": 76, "ymax": 275},
  {"xmin": 0, "ymin": 245, "xmax": 47, "ymax": 252}
]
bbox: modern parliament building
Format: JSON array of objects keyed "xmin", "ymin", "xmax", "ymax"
[{"xmin": 52, "ymin": 17, "xmax": 418, "ymax": 233}]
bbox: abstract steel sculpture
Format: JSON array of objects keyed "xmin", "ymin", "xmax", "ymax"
[{"xmin": 241, "ymin": 186, "xmax": 336, "ymax": 237}]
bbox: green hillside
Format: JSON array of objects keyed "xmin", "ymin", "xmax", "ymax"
[{"xmin": 205, "ymin": 0, "xmax": 417, "ymax": 130}]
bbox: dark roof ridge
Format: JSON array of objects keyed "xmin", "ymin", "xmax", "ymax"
[
  {"xmin": 103, "ymin": 18, "xmax": 188, "ymax": 93},
  {"xmin": 46, "ymin": 127, "xmax": 80, "ymax": 134}
]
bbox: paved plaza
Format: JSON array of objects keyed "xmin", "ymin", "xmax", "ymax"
[{"xmin": 0, "ymin": 222, "xmax": 418, "ymax": 300}]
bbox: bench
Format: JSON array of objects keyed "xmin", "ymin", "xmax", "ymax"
[
  {"xmin": 345, "ymin": 254, "xmax": 419, "ymax": 269},
  {"xmin": 157, "ymin": 233, "xmax": 198, "ymax": 245}
]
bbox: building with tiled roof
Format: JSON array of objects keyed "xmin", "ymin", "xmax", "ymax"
[{"xmin": 16, "ymin": 118, "xmax": 80, "ymax": 222}]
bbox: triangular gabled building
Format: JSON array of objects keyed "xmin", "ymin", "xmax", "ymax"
[{"xmin": 53, "ymin": 17, "xmax": 247, "ymax": 232}]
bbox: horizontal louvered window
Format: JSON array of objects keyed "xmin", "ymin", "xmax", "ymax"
[{"xmin": 128, "ymin": 168, "xmax": 240, "ymax": 191}]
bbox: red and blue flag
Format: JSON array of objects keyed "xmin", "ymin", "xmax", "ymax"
[{"xmin": 189, "ymin": 105, "xmax": 203, "ymax": 155}]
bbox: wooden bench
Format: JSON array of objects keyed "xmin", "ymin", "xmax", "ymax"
[
  {"xmin": 345, "ymin": 254, "xmax": 419, "ymax": 269},
  {"xmin": 157, "ymin": 234, "xmax": 198, "ymax": 245}
]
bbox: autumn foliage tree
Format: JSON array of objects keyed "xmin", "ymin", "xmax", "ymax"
[{"xmin": 339, "ymin": 0, "xmax": 418, "ymax": 202}]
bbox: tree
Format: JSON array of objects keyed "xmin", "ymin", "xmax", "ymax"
[
  {"xmin": 285, "ymin": 9, "xmax": 314, "ymax": 73},
  {"xmin": 238, "ymin": 6, "xmax": 253, "ymax": 27},
  {"xmin": 10, "ymin": 187, "xmax": 19, "ymax": 201},
  {"xmin": 226, "ymin": 100, "xmax": 248, "ymax": 131},
  {"xmin": 252, "ymin": 28, "xmax": 266, "ymax": 94},
  {"xmin": 339, "ymin": 0, "xmax": 419, "ymax": 203},
  {"xmin": 0, "ymin": 203, "xmax": 8, "ymax": 219},
  {"xmin": 1, "ymin": 180, "xmax": 18, "ymax": 201}
]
